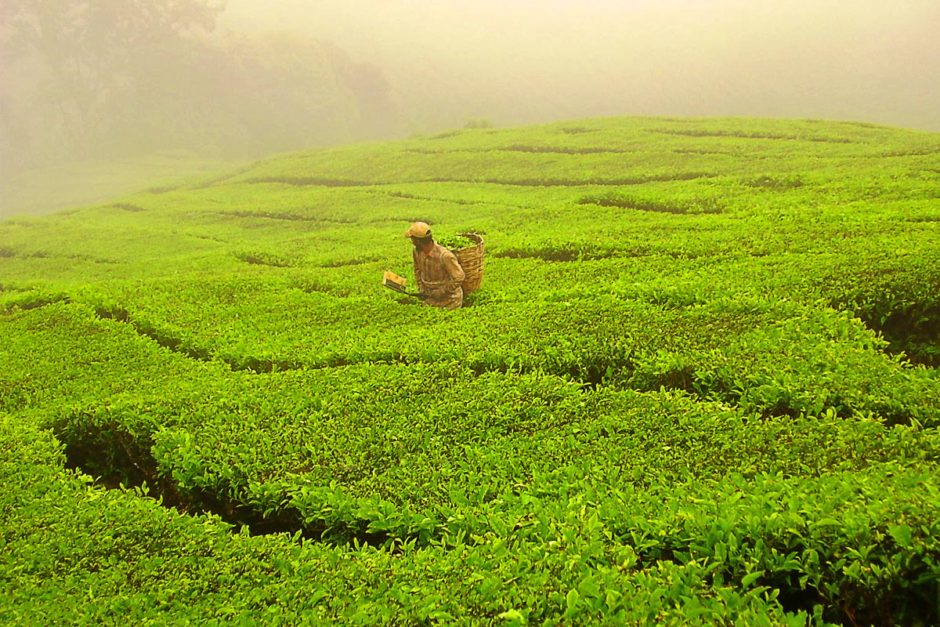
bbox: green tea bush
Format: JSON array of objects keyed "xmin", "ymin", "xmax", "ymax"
[{"xmin": 2, "ymin": 115, "xmax": 939, "ymax": 622}]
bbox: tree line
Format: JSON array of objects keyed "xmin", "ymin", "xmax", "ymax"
[{"xmin": 0, "ymin": 0, "xmax": 404, "ymax": 172}]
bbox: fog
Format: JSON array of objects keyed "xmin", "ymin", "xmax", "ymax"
[
  {"xmin": 2, "ymin": 0, "xmax": 939, "ymax": 217},
  {"xmin": 221, "ymin": 0, "xmax": 940, "ymax": 130}
]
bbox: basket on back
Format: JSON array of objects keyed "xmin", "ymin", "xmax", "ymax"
[{"xmin": 453, "ymin": 232, "xmax": 484, "ymax": 295}]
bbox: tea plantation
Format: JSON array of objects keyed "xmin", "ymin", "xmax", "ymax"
[{"xmin": 1, "ymin": 117, "xmax": 939, "ymax": 624}]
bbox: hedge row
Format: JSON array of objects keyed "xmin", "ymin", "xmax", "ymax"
[{"xmin": 3, "ymin": 416, "xmax": 937, "ymax": 624}]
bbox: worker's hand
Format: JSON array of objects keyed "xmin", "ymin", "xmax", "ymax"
[{"xmin": 424, "ymin": 284, "xmax": 449, "ymax": 299}]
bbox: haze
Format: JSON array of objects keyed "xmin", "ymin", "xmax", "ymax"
[
  {"xmin": 222, "ymin": 0, "xmax": 940, "ymax": 130},
  {"xmin": 3, "ymin": 0, "xmax": 939, "ymax": 218}
]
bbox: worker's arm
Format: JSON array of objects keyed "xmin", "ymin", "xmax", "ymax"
[
  {"xmin": 442, "ymin": 250, "xmax": 465, "ymax": 286},
  {"xmin": 413, "ymin": 249, "xmax": 429, "ymax": 294}
]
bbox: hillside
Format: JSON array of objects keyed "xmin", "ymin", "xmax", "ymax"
[
  {"xmin": 1, "ymin": 117, "xmax": 939, "ymax": 624},
  {"xmin": 0, "ymin": 152, "xmax": 244, "ymax": 220}
]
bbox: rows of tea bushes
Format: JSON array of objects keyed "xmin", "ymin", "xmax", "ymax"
[
  {"xmin": 3, "ymin": 299, "xmax": 938, "ymax": 621},
  {"xmin": 2, "ymin": 116, "xmax": 938, "ymax": 622},
  {"xmin": 0, "ymin": 416, "xmax": 817, "ymax": 624},
  {"xmin": 48, "ymin": 361, "xmax": 940, "ymax": 535},
  {"xmin": 0, "ymin": 302, "xmax": 228, "ymax": 417},
  {"xmin": 3, "ymin": 411, "xmax": 938, "ymax": 624},
  {"xmin": 56, "ymin": 278, "xmax": 938, "ymax": 425},
  {"xmin": 5, "ymin": 345, "xmax": 940, "ymax": 624}
]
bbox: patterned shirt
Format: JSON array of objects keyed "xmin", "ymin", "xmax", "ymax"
[{"xmin": 413, "ymin": 242, "xmax": 466, "ymax": 309}]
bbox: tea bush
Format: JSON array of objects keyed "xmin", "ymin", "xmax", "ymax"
[{"xmin": 2, "ymin": 116, "xmax": 938, "ymax": 623}]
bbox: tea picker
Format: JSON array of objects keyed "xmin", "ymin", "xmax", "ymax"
[{"xmin": 382, "ymin": 222, "xmax": 485, "ymax": 309}]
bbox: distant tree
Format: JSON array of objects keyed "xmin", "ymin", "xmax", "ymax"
[
  {"xmin": 196, "ymin": 32, "xmax": 403, "ymax": 154},
  {"xmin": 2, "ymin": 2, "xmax": 405, "ymax": 164},
  {"xmin": 2, "ymin": 0, "xmax": 224, "ymax": 154},
  {"xmin": 325, "ymin": 45, "xmax": 401, "ymax": 138},
  {"xmin": 0, "ymin": 95, "xmax": 21, "ymax": 173}
]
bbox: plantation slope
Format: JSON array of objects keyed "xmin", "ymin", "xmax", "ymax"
[{"xmin": 1, "ymin": 116, "xmax": 939, "ymax": 624}]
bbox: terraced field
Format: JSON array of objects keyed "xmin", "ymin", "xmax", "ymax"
[{"xmin": 2, "ymin": 117, "xmax": 939, "ymax": 624}]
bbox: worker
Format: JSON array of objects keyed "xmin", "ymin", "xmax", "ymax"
[{"xmin": 405, "ymin": 221, "xmax": 465, "ymax": 309}]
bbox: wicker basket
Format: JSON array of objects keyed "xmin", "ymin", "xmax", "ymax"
[{"xmin": 453, "ymin": 232, "xmax": 484, "ymax": 295}]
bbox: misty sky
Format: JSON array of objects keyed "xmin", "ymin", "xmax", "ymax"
[{"xmin": 222, "ymin": 0, "xmax": 940, "ymax": 131}]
